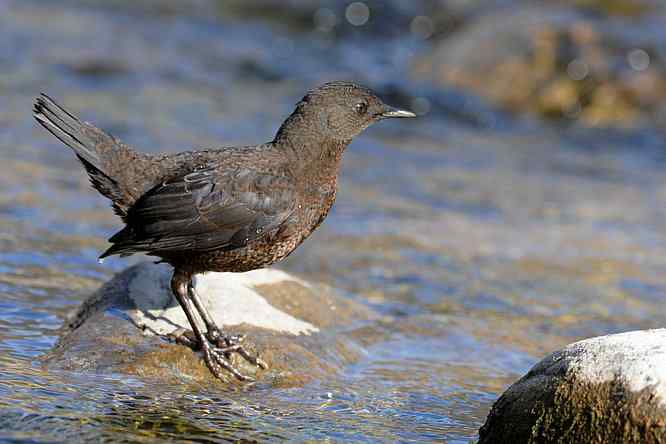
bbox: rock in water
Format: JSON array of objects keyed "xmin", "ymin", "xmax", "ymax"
[
  {"xmin": 43, "ymin": 263, "xmax": 376, "ymax": 386},
  {"xmin": 479, "ymin": 329, "xmax": 666, "ymax": 443}
]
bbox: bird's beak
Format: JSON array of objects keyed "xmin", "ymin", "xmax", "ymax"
[{"xmin": 380, "ymin": 106, "xmax": 417, "ymax": 119}]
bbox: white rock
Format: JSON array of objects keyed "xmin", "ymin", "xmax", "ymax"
[
  {"xmin": 535, "ymin": 329, "xmax": 666, "ymax": 406},
  {"xmin": 128, "ymin": 263, "xmax": 319, "ymax": 336},
  {"xmin": 479, "ymin": 328, "xmax": 666, "ymax": 442}
]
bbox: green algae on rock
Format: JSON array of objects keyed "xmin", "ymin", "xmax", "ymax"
[{"xmin": 479, "ymin": 330, "xmax": 666, "ymax": 443}]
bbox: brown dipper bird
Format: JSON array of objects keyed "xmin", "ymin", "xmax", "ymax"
[{"xmin": 34, "ymin": 81, "xmax": 416, "ymax": 381}]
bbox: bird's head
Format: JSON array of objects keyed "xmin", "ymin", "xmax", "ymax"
[{"xmin": 275, "ymin": 81, "xmax": 416, "ymax": 146}]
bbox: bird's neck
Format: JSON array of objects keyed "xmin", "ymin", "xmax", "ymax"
[{"xmin": 273, "ymin": 122, "xmax": 350, "ymax": 177}]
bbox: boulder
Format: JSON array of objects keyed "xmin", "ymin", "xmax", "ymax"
[
  {"xmin": 415, "ymin": 7, "xmax": 666, "ymax": 128},
  {"xmin": 479, "ymin": 329, "xmax": 666, "ymax": 443},
  {"xmin": 43, "ymin": 262, "xmax": 377, "ymax": 387}
]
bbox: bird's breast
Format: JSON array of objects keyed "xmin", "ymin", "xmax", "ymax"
[{"xmin": 300, "ymin": 178, "xmax": 337, "ymax": 230}]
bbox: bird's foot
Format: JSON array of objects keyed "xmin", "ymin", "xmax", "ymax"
[
  {"xmin": 201, "ymin": 336, "xmax": 255, "ymax": 381},
  {"xmin": 169, "ymin": 328, "xmax": 198, "ymax": 349},
  {"xmin": 168, "ymin": 328, "xmax": 267, "ymax": 381}
]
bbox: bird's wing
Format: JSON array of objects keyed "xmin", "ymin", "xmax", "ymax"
[{"xmin": 102, "ymin": 164, "xmax": 297, "ymax": 256}]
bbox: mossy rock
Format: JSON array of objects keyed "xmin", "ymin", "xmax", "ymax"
[
  {"xmin": 42, "ymin": 263, "xmax": 378, "ymax": 387},
  {"xmin": 479, "ymin": 330, "xmax": 666, "ymax": 443}
]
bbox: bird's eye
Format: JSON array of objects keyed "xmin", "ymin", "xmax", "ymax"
[{"xmin": 354, "ymin": 102, "xmax": 368, "ymax": 115}]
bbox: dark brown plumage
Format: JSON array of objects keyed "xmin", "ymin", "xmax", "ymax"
[{"xmin": 34, "ymin": 81, "xmax": 415, "ymax": 381}]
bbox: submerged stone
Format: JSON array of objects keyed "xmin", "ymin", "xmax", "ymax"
[
  {"xmin": 43, "ymin": 263, "xmax": 376, "ymax": 386},
  {"xmin": 479, "ymin": 329, "xmax": 666, "ymax": 443}
]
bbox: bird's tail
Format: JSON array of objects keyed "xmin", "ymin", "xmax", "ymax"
[
  {"xmin": 33, "ymin": 94, "xmax": 143, "ymax": 218},
  {"xmin": 34, "ymin": 94, "xmax": 106, "ymax": 172}
]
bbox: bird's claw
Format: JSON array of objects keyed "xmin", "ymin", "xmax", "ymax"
[
  {"xmin": 169, "ymin": 328, "xmax": 267, "ymax": 380},
  {"xmin": 202, "ymin": 339, "xmax": 255, "ymax": 381},
  {"xmin": 168, "ymin": 328, "xmax": 197, "ymax": 348},
  {"xmin": 207, "ymin": 329, "xmax": 245, "ymax": 348}
]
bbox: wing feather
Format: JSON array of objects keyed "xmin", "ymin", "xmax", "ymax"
[{"xmin": 100, "ymin": 164, "xmax": 296, "ymax": 257}]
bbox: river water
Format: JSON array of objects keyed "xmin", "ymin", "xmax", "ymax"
[{"xmin": 1, "ymin": 0, "xmax": 665, "ymax": 442}]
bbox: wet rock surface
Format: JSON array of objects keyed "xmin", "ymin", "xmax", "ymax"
[
  {"xmin": 479, "ymin": 330, "xmax": 666, "ymax": 443},
  {"xmin": 44, "ymin": 263, "xmax": 377, "ymax": 386}
]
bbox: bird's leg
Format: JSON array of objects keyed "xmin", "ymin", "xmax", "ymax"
[
  {"xmin": 187, "ymin": 279, "xmax": 267, "ymax": 369},
  {"xmin": 170, "ymin": 270, "xmax": 255, "ymax": 381},
  {"xmin": 186, "ymin": 280, "xmax": 237, "ymax": 345}
]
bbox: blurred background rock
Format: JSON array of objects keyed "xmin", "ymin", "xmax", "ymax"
[{"xmin": 417, "ymin": 2, "xmax": 666, "ymax": 128}]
